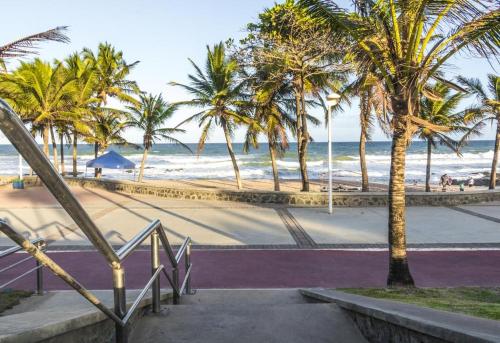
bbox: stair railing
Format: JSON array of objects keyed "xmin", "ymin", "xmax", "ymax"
[
  {"xmin": 0, "ymin": 238, "xmax": 46, "ymax": 295},
  {"xmin": 0, "ymin": 99, "xmax": 193, "ymax": 343}
]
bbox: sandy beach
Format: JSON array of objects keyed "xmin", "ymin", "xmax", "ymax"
[{"xmin": 141, "ymin": 178, "xmax": 490, "ymax": 193}]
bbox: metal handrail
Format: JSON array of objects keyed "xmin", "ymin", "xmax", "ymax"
[
  {"xmin": 116, "ymin": 219, "xmax": 160, "ymax": 261},
  {"xmin": 0, "ymin": 220, "xmax": 193, "ymax": 338},
  {"xmin": 0, "ymin": 99, "xmax": 119, "ymax": 265},
  {"xmin": 0, "ymin": 238, "xmax": 44, "ymax": 258},
  {"xmin": 0, "ymin": 238, "xmax": 45, "ymax": 295},
  {"xmin": 0, "ymin": 100, "xmax": 194, "ymax": 343}
]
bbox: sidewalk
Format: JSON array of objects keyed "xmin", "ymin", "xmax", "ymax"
[{"xmin": 1, "ymin": 186, "xmax": 499, "ymax": 248}]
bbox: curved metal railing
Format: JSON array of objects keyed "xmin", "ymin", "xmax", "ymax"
[{"xmin": 0, "ymin": 99, "xmax": 194, "ymax": 343}]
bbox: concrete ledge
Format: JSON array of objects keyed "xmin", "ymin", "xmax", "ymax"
[
  {"xmin": 12, "ymin": 176, "xmax": 500, "ymax": 207},
  {"xmin": 300, "ymin": 289, "xmax": 500, "ymax": 343},
  {"xmin": 0, "ymin": 290, "xmax": 173, "ymax": 343}
]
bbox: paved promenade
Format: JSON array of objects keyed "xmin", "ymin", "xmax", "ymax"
[
  {"xmin": 0, "ymin": 186, "xmax": 499, "ymax": 248},
  {"xmin": 1, "ymin": 185, "xmax": 500, "ymax": 290}
]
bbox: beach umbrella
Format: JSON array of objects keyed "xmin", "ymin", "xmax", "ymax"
[{"xmin": 85, "ymin": 150, "xmax": 136, "ymax": 179}]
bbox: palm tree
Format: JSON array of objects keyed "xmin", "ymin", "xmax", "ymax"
[
  {"xmin": 245, "ymin": 71, "xmax": 296, "ymax": 191},
  {"xmin": 302, "ymin": 0, "xmax": 499, "ymax": 286},
  {"xmin": 242, "ymin": 0, "xmax": 347, "ymax": 191},
  {"xmin": 63, "ymin": 53, "xmax": 100, "ymax": 177},
  {"xmin": 459, "ymin": 75, "xmax": 500, "ymax": 190},
  {"xmin": 83, "ymin": 43, "xmax": 139, "ymax": 177},
  {"xmin": 343, "ymin": 72, "xmax": 390, "ymax": 192},
  {"xmin": 126, "ymin": 93, "xmax": 191, "ymax": 182},
  {"xmin": 0, "ymin": 27, "xmax": 69, "ymax": 72},
  {"xmin": 0, "ymin": 59, "xmax": 75, "ymax": 168},
  {"xmin": 418, "ymin": 83, "xmax": 473, "ymax": 192},
  {"xmin": 87, "ymin": 108, "xmax": 130, "ymax": 179},
  {"xmin": 172, "ymin": 42, "xmax": 255, "ymax": 190}
]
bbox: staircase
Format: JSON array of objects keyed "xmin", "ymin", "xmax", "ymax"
[{"xmin": 130, "ymin": 289, "xmax": 368, "ymax": 343}]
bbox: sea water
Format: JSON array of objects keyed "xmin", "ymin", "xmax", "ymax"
[{"xmin": 0, "ymin": 141, "xmax": 496, "ymax": 184}]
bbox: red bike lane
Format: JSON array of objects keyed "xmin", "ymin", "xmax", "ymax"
[{"xmin": 2, "ymin": 249, "xmax": 500, "ymax": 291}]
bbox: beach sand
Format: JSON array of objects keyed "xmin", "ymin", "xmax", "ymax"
[{"xmin": 142, "ymin": 178, "xmax": 490, "ymax": 193}]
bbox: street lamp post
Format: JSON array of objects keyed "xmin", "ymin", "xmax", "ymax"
[{"xmin": 326, "ymin": 93, "xmax": 341, "ymax": 215}]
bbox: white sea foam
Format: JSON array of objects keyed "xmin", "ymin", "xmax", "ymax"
[{"xmin": 2, "ymin": 142, "xmax": 497, "ymax": 184}]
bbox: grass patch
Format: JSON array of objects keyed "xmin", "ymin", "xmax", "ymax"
[
  {"xmin": 341, "ymin": 287, "xmax": 500, "ymax": 321},
  {"xmin": 0, "ymin": 290, "xmax": 32, "ymax": 314}
]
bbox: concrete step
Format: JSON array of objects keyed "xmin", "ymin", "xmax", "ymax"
[
  {"xmin": 131, "ymin": 301, "xmax": 367, "ymax": 342},
  {"xmin": 178, "ymin": 288, "xmax": 312, "ymax": 306}
]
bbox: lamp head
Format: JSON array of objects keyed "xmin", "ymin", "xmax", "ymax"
[{"xmin": 326, "ymin": 92, "xmax": 341, "ymax": 107}]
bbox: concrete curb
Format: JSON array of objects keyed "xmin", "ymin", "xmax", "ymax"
[{"xmin": 300, "ymin": 289, "xmax": 500, "ymax": 343}]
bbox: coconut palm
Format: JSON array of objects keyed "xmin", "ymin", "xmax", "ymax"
[
  {"xmin": 244, "ymin": 71, "xmax": 296, "ymax": 191},
  {"xmin": 0, "ymin": 27, "xmax": 69, "ymax": 72},
  {"xmin": 63, "ymin": 53, "xmax": 100, "ymax": 177},
  {"xmin": 342, "ymin": 72, "xmax": 391, "ymax": 192},
  {"xmin": 301, "ymin": 0, "xmax": 499, "ymax": 286},
  {"xmin": 0, "ymin": 59, "xmax": 75, "ymax": 168},
  {"xmin": 172, "ymin": 42, "xmax": 255, "ymax": 190},
  {"xmin": 242, "ymin": 1, "xmax": 347, "ymax": 191},
  {"xmin": 418, "ymin": 83, "xmax": 476, "ymax": 192},
  {"xmin": 458, "ymin": 75, "xmax": 500, "ymax": 189},
  {"xmin": 126, "ymin": 93, "xmax": 191, "ymax": 182},
  {"xmin": 86, "ymin": 108, "xmax": 130, "ymax": 179},
  {"xmin": 83, "ymin": 43, "xmax": 139, "ymax": 177}
]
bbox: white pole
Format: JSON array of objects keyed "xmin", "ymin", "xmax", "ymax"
[
  {"xmin": 18, "ymin": 153, "xmax": 23, "ymax": 180},
  {"xmin": 328, "ymin": 106, "xmax": 333, "ymax": 215}
]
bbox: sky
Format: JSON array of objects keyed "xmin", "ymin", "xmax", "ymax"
[{"xmin": 0, "ymin": 0, "xmax": 498, "ymax": 145}]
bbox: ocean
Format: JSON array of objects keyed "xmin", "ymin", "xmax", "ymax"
[{"xmin": 0, "ymin": 140, "xmax": 496, "ymax": 184}]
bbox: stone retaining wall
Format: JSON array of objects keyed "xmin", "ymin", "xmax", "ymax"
[{"xmin": 50, "ymin": 177, "xmax": 500, "ymax": 207}]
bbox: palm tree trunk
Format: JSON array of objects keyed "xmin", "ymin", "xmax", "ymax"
[
  {"xmin": 359, "ymin": 123, "xmax": 369, "ymax": 192},
  {"xmin": 72, "ymin": 131, "xmax": 78, "ymax": 177},
  {"xmin": 60, "ymin": 133, "xmax": 65, "ymax": 176},
  {"xmin": 387, "ymin": 110, "xmax": 415, "ymax": 287},
  {"xmin": 295, "ymin": 79, "xmax": 309, "ymax": 192},
  {"xmin": 359, "ymin": 93, "xmax": 369, "ymax": 192},
  {"xmin": 138, "ymin": 148, "xmax": 149, "ymax": 183},
  {"xmin": 489, "ymin": 119, "xmax": 500, "ymax": 190},
  {"xmin": 425, "ymin": 139, "xmax": 432, "ymax": 192},
  {"xmin": 43, "ymin": 125, "xmax": 50, "ymax": 157},
  {"xmin": 268, "ymin": 140, "xmax": 280, "ymax": 192},
  {"xmin": 94, "ymin": 142, "xmax": 101, "ymax": 178},
  {"xmin": 49, "ymin": 124, "xmax": 59, "ymax": 172},
  {"xmin": 222, "ymin": 119, "xmax": 242, "ymax": 190}
]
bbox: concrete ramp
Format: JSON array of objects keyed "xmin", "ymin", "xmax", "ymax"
[{"xmin": 130, "ymin": 289, "xmax": 367, "ymax": 343}]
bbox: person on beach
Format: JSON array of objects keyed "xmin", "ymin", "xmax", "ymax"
[{"xmin": 440, "ymin": 174, "xmax": 452, "ymax": 192}]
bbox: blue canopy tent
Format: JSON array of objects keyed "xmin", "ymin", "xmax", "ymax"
[{"xmin": 85, "ymin": 151, "xmax": 136, "ymax": 180}]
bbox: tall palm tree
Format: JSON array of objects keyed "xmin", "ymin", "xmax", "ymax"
[
  {"xmin": 302, "ymin": 0, "xmax": 499, "ymax": 286},
  {"xmin": 126, "ymin": 93, "xmax": 191, "ymax": 182},
  {"xmin": 343, "ymin": 72, "xmax": 391, "ymax": 192},
  {"xmin": 0, "ymin": 59, "xmax": 75, "ymax": 168},
  {"xmin": 172, "ymin": 42, "xmax": 255, "ymax": 190},
  {"xmin": 0, "ymin": 27, "xmax": 69, "ymax": 72},
  {"xmin": 63, "ymin": 53, "xmax": 100, "ymax": 177},
  {"xmin": 459, "ymin": 75, "xmax": 500, "ymax": 190},
  {"xmin": 242, "ymin": 0, "xmax": 347, "ymax": 191},
  {"xmin": 245, "ymin": 71, "xmax": 296, "ymax": 191},
  {"xmin": 418, "ymin": 83, "xmax": 474, "ymax": 192},
  {"xmin": 83, "ymin": 43, "xmax": 139, "ymax": 177}
]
